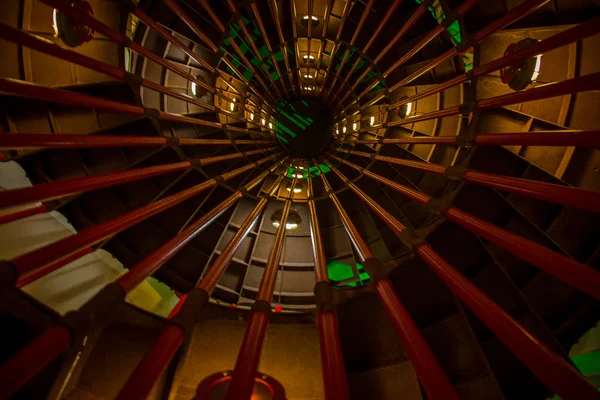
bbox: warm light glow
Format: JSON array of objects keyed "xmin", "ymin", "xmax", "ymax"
[
  {"xmin": 369, "ymin": 116, "xmax": 375, "ymax": 126},
  {"xmin": 269, "ymin": 122, "xmax": 273, "ymax": 129},
  {"xmin": 302, "ymin": 16, "xmax": 319, "ymax": 22},
  {"xmin": 342, "ymin": 126, "xmax": 347, "ymax": 133},
  {"xmin": 286, "ymin": 187, "xmax": 302, "ymax": 193},
  {"xmin": 52, "ymin": 9, "xmax": 59, "ymax": 37},
  {"xmin": 229, "ymin": 98, "xmax": 237, "ymax": 112},
  {"xmin": 272, "ymin": 221, "xmax": 298, "ymax": 230},
  {"xmin": 352, "ymin": 122, "xmax": 357, "ymax": 131},
  {"xmin": 191, "ymin": 82, "xmax": 197, "ymax": 96},
  {"xmin": 335, "ymin": 129, "xmax": 339, "ymax": 135},
  {"xmin": 303, "ymin": 86, "xmax": 313, "ymax": 91},
  {"xmin": 250, "ymin": 112, "xmax": 254, "ymax": 121},
  {"xmin": 531, "ymin": 54, "xmax": 542, "ymax": 82},
  {"xmin": 303, "ymin": 74, "xmax": 314, "ymax": 79},
  {"xmin": 303, "ymin": 55, "xmax": 315, "ymax": 61},
  {"xmin": 261, "ymin": 118, "xmax": 266, "ymax": 126},
  {"xmin": 405, "ymin": 102, "xmax": 413, "ymax": 116}
]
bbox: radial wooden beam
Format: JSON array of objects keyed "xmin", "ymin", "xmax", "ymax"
[
  {"xmin": 339, "ymin": 1, "xmax": 430, "ymax": 110},
  {"xmin": 339, "ymin": 0, "xmax": 548, "ymax": 114},
  {"xmin": 320, "ymin": 0, "xmax": 352, "ymax": 99},
  {"xmin": 326, "ymin": 0, "xmax": 376, "ymax": 104},
  {"xmin": 269, "ymin": 0, "xmax": 297, "ymax": 95},
  {"xmin": 322, "ymin": 158, "xmax": 600, "ymax": 400},
  {"xmin": 250, "ymin": 2, "xmax": 290, "ymax": 99},
  {"xmin": 314, "ymin": 0, "xmax": 335, "ymax": 90},
  {"xmin": 115, "ymin": 168, "xmax": 286, "ymax": 400},
  {"xmin": 0, "ymin": 22, "xmax": 270, "ymax": 124},
  {"xmin": 333, "ymin": 0, "xmax": 404, "ymax": 100},
  {"xmin": 387, "ymin": 15, "xmax": 600, "ymax": 110},
  {"xmin": 316, "ymin": 162, "xmax": 460, "ymax": 400},
  {"xmin": 290, "ymin": 0, "xmax": 305, "ymax": 94},
  {"xmin": 225, "ymin": 195, "xmax": 293, "ymax": 399},
  {"xmin": 196, "ymin": 0, "xmax": 226, "ymax": 33},
  {"xmin": 224, "ymin": 0, "xmax": 284, "ymax": 102},
  {"xmin": 161, "ymin": 0, "xmax": 219, "ymax": 52}
]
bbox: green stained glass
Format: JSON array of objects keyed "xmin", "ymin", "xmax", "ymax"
[
  {"xmin": 315, "ymin": 163, "xmax": 330, "ymax": 174},
  {"xmin": 327, "ymin": 260, "xmax": 354, "ymax": 281},
  {"xmin": 356, "ymin": 58, "xmax": 366, "ymax": 70},
  {"xmin": 275, "ymin": 120, "xmax": 297, "ymax": 137},
  {"xmin": 292, "ymin": 113, "xmax": 312, "ymax": 127},
  {"xmin": 413, "ymin": 0, "xmax": 473, "ymax": 73},
  {"xmin": 283, "ymin": 164, "xmax": 331, "ymax": 178},
  {"xmin": 572, "ymin": 352, "xmax": 600, "ymax": 377},
  {"xmin": 326, "ymin": 261, "xmax": 370, "ymax": 287},
  {"xmin": 448, "ymin": 20, "xmax": 462, "ymax": 44},
  {"xmin": 280, "ymin": 111, "xmax": 307, "ymax": 130},
  {"xmin": 258, "ymin": 45, "xmax": 269, "ymax": 58},
  {"xmin": 276, "ymin": 134, "xmax": 289, "ymax": 144}
]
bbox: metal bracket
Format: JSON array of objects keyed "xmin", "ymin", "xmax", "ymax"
[
  {"xmin": 190, "ymin": 158, "xmax": 203, "ymax": 171},
  {"xmin": 169, "ymin": 287, "xmax": 209, "ymax": 333},
  {"xmin": 143, "ymin": 107, "xmax": 161, "ymax": 120},
  {"xmin": 397, "ymin": 228, "xmax": 427, "ymax": 251},
  {"xmin": 251, "ymin": 299, "xmax": 272, "ymax": 315},
  {"xmin": 456, "ymin": 66, "xmax": 480, "ymax": 147},
  {"xmin": 425, "ymin": 196, "xmax": 452, "ymax": 217},
  {"xmin": 459, "ymin": 100, "xmax": 478, "ymax": 116},
  {"xmin": 62, "ymin": 283, "xmax": 126, "ymax": 341},
  {"xmin": 455, "ymin": 131, "xmax": 476, "ymax": 147},
  {"xmin": 165, "ymin": 136, "xmax": 180, "ymax": 149},
  {"xmin": 425, "ymin": 183, "xmax": 464, "ymax": 216},
  {"xmin": 445, "ymin": 165, "xmax": 467, "ymax": 180}
]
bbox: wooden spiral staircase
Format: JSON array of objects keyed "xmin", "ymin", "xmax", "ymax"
[{"xmin": 0, "ymin": 0, "xmax": 599, "ymax": 399}]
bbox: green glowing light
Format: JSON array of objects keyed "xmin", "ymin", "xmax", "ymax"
[
  {"xmin": 572, "ymin": 352, "xmax": 600, "ymax": 377},
  {"xmin": 312, "ymin": 163, "xmax": 330, "ymax": 176},
  {"xmin": 292, "ymin": 113, "xmax": 312, "ymax": 128},
  {"xmin": 326, "ymin": 260, "xmax": 370, "ymax": 287},
  {"xmin": 275, "ymin": 120, "xmax": 297, "ymax": 138},
  {"xmin": 279, "ymin": 111, "xmax": 306, "ymax": 131},
  {"xmin": 284, "ymin": 164, "xmax": 331, "ymax": 178},
  {"xmin": 276, "ymin": 134, "xmax": 289, "ymax": 144}
]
